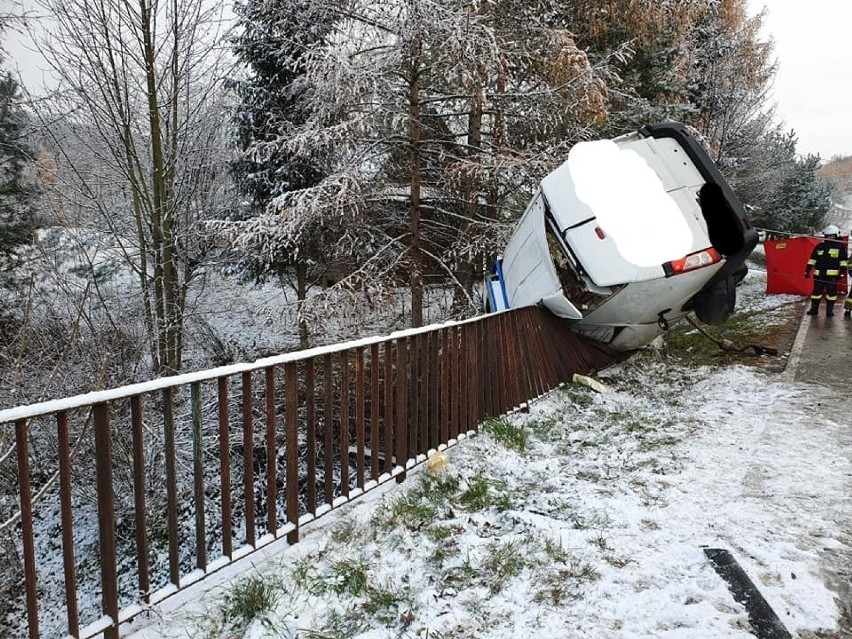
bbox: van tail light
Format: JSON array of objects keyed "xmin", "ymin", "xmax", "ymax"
[{"xmin": 663, "ymin": 247, "xmax": 722, "ymax": 277}]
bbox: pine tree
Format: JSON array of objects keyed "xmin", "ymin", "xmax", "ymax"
[
  {"xmin": 228, "ymin": 0, "xmax": 334, "ymax": 207},
  {"xmin": 761, "ymin": 153, "xmax": 833, "ymax": 233},
  {"xmin": 224, "ymin": 0, "xmax": 342, "ymax": 347},
  {"xmin": 0, "ymin": 66, "xmax": 35, "ymax": 262}
]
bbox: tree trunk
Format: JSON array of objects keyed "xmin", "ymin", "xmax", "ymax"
[
  {"xmin": 408, "ymin": 30, "xmax": 424, "ymax": 328},
  {"xmin": 453, "ymin": 70, "xmax": 485, "ymax": 315}
]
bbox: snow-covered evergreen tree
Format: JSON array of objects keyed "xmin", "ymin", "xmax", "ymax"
[
  {"xmin": 223, "ymin": 0, "xmax": 344, "ymax": 347},
  {"xmin": 219, "ymin": 0, "xmax": 610, "ymax": 330},
  {"xmin": 761, "ymin": 152, "xmax": 833, "ymax": 233},
  {"xmin": 0, "ymin": 63, "xmax": 35, "ymax": 264}
]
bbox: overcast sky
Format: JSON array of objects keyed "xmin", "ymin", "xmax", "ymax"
[{"xmin": 749, "ymin": 0, "xmax": 852, "ymax": 160}]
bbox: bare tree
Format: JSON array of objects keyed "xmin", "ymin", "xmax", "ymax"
[{"xmin": 28, "ymin": 0, "xmax": 232, "ymax": 376}]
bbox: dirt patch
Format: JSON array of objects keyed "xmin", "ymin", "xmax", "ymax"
[{"xmin": 661, "ymin": 300, "xmax": 806, "ymax": 370}]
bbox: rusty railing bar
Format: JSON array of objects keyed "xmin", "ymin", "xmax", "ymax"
[
  {"xmin": 340, "ymin": 350, "xmax": 350, "ymax": 497},
  {"xmin": 15, "ymin": 419, "xmax": 39, "ymax": 639},
  {"xmin": 511, "ymin": 312, "xmax": 523, "ymax": 408},
  {"xmin": 130, "ymin": 396, "xmax": 150, "ymax": 603},
  {"xmin": 305, "ymin": 360, "xmax": 317, "ymax": 514},
  {"xmin": 460, "ymin": 323, "xmax": 471, "ymax": 432},
  {"xmin": 93, "ymin": 403, "xmax": 119, "ymax": 639},
  {"xmin": 440, "ymin": 328, "xmax": 449, "ymax": 444},
  {"xmin": 264, "ymin": 366, "xmax": 278, "ymax": 537},
  {"xmin": 355, "ymin": 347, "xmax": 366, "ymax": 489},
  {"xmin": 408, "ymin": 334, "xmax": 420, "ymax": 460},
  {"xmin": 429, "ymin": 330, "xmax": 439, "ymax": 449},
  {"xmin": 370, "ymin": 343, "xmax": 380, "ymax": 481},
  {"xmin": 190, "ymin": 382, "xmax": 207, "ymax": 572},
  {"xmin": 285, "ymin": 362, "xmax": 299, "ymax": 544},
  {"xmin": 57, "ymin": 411, "xmax": 80, "ymax": 638},
  {"xmin": 382, "ymin": 342, "xmax": 394, "ymax": 475},
  {"xmin": 498, "ymin": 313, "xmax": 510, "ymax": 414},
  {"xmin": 217, "ymin": 377, "xmax": 233, "ymax": 559},
  {"xmin": 395, "ymin": 338, "xmax": 408, "ymax": 481},
  {"xmin": 241, "ymin": 372, "xmax": 256, "ymax": 547},
  {"xmin": 450, "ymin": 326, "xmax": 460, "ymax": 439},
  {"xmin": 420, "ymin": 332, "xmax": 430, "ymax": 452},
  {"xmin": 162, "ymin": 388, "xmax": 180, "ymax": 586},
  {"xmin": 323, "ymin": 354, "xmax": 334, "ymax": 504}
]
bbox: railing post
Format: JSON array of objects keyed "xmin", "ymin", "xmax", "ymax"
[
  {"xmin": 15, "ymin": 419, "xmax": 39, "ymax": 639},
  {"xmin": 93, "ymin": 403, "xmax": 119, "ymax": 639},
  {"xmin": 130, "ymin": 396, "xmax": 150, "ymax": 603},
  {"xmin": 395, "ymin": 338, "xmax": 408, "ymax": 483},
  {"xmin": 162, "ymin": 388, "xmax": 180, "ymax": 586},
  {"xmin": 370, "ymin": 343, "xmax": 380, "ymax": 481},
  {"xmin": 217, "ymin": 378, "xmax": 233, "ymax": 558},
  {"xmin": 340, "ymin": 350, "xmax": 350, "ymax": 497},
  {"xmin": 241, "ymin": 372, "xmax": 256, "ymax": 547},
  {"xmin": 383, "ymin": 342, "xmax": 394, "ymax": 475},
  {"xmin": 355, "ymin": 348, "xmax": 366, "ymax": 489},
  {"xmin": 323, "ymin": 354, "xmax": 335, "ymax": 504},
  {"xmin": 57, "ymin": 411, "xmax": 80, "ymax": 638},
  {"xmin": 305, "ymin": 360, "xmax": 317, "ymax": 514},
  {"xmin": 190, "ymin": 383, "xmax": 207, "ymax": 571},
  {"xmin": 264, "ymin": 366, "xmax": 278, "ymax": 537},
  {"xmin": 285, "ymin": 362, "xmax": 299, "ymax": 544}
]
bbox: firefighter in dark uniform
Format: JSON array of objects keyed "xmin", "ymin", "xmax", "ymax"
[{"xmin": 804, "ymin": 225, "xmax": 847, "ymax": 317}]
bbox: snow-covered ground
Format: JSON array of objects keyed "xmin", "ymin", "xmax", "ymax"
[{"xmin": 125, "ymin": 267, "xmax": 850, "ymax": 639}]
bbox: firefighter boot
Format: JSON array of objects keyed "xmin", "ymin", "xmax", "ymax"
[
  {"xmin": 807, "ymin": 299, "xmax": 820, "ymax": 316},
  {"xmin": 827, "ymin": 301, "xmax": 835, "ymax": 317}
]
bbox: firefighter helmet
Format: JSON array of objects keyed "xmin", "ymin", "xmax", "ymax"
[{"xmin": 823, "ymin": 224, "xmax": 840, "ymax": 237}]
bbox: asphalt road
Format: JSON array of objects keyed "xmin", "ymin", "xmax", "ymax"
[{"xmin": 786, "ymin": 305, "xmax": 852, "ymax": 638}]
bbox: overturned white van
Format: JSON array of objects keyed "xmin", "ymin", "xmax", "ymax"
[{"xmin": 487, "ymin": 122, "xmax": 758, "ymax": 351}]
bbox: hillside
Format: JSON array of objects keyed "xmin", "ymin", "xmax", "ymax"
[{"xmin": 817, "ymin": 156, "xmax": 852, "ymax": 194}]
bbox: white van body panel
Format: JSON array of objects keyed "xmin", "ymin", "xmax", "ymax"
[
  {"xmin": 540, "ymin": 137, "xmax": 710, "ymax": 287},
  {"xmin": 501, "ymin": 194, "xmax": 583, "ymax": 320}
]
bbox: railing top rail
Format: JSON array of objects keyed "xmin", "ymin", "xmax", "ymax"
[{"xmin": 0, "ymin": 310, "xmax": 510, "ymax": 425}]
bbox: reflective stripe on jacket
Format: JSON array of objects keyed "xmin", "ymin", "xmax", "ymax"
[{"xmin": 806, "ymin": 240, "xmax": 849, "ymax": 279}]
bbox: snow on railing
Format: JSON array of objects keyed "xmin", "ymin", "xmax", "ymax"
[{"xmin": 0, "ymin": 306, "xmax": 617, "ymax": 639}]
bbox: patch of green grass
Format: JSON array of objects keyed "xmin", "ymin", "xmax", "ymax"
[
  {"xmin": 329, "ymin": 558, "xmax": 369, "ymax": 596},
  {"xmin": 458, "ymin": 475, "xmax": 512, "ymax": 512},
  {"xmin": 589, "ymin": 532, "xmax": 611, "ymax": 552},
  {"xmin": 330, "ymin": 517, "xmax": 362, "ymax": 545},
  {"xmin": 420, "ymin": 473, "xmax": 460, "ymax": 502},
  {"xmin": 362, "ymin": 584, "xmax": 406, "ymax": 620},
  {"xmin": 559, "ymin": 385, "xmax": 597, "ymax": 409},
  {"xmin": 543, "ymin": 536, "xmax": 571, "ymax": 563},
  {"xmin": 379, "ymin": 493, "xmax": 438, "ymax": 532},
  {"xmin": 298, "ymin": 556, "xmax": 371, "ymax": 598},
  {"xmin": 662, "ymin": 304, "xmax": 800, "ymax": 367},
  {"xmin": 481, "ymin": 416, "xmax": 529, "ymax": 452},
  {"xmin": 440, "ymin": 554, "xmax": 478, "ymax": 590},
  {"xmin": 309, "ymin": 609, "xmax": 361, "ymax": 638},
  {"xmin": 425, "ymin": 524, "xmax": 453, "ymax": 543},
  {"xmin": 219, "ymin": 573, "xmax": 283, "ymax": 632},
  {"xmin": 481, "ymin": 539, "xmax": 526, "ymax": 594},
  {"xmin": 526, "ymin": 414, "xmax": 561, "ymax": 438},
  {"xmin": 533, "ymin": 558, "xmax": 601, "ymax": 605},
  {"xmin": 292, "ymin": 556, "xmax": 312, "ymax": 589}
]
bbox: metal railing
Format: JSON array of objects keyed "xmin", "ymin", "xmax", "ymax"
[{"xmin": 0, "ymin": 306, "xmax": 617, "ymax": 639}]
